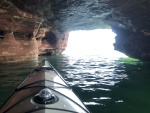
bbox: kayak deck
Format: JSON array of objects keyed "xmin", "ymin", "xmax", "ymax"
[{"xmin": 0, "ymin": 59, "xmax": 90, "ymax": 113}]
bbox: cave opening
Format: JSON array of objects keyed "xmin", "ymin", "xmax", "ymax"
[{"xmin": 63, "ymin": 29, "xmax": 127, "ymax": 58}]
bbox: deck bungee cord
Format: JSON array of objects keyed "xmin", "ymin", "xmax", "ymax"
[{"xmin": 0, "ymin": 59, "xmax": 91, "ymax": 113}]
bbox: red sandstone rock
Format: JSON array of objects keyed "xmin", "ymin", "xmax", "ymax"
[
  {"xmin": 0, "ymin": 32, "xmax": 39, "ymax": 63},
  {"xmin": 39, "ymin": 31, "xmax": 68, "ymax": 55},
  {"xmin": 0, "ymin": 1, "xmax": 68, "ymax": 62}
]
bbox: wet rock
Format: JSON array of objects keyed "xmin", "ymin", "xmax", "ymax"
[
  {"xmin": 0, "ymin": 32, "xmax": 38, "ymax": 62},
  {"xmin": 0, "ymin": 0, "xmax": 150, "ymax": 61}
]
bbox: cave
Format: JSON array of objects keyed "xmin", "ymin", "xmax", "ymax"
[{"xmin": 0, "ymin": 0, "xmax": 150, "ymax": 62}]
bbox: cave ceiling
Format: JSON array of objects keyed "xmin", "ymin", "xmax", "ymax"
[
  {"xmin": 0, "ymin": 0, "xmax": 150, "ymax": 61},
  {"xmin": 8, "ymin": 0, "xmax": 150, "ymax": 32}
]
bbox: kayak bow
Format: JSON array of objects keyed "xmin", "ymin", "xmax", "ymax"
[{"xmin": 0, "ymin": 59, "xmax": 91, "ymax": 113}]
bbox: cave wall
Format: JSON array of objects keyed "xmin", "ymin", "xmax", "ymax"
[
  {"xmin": 113, "ymin": 27, "xmax": 150, "ymax": 60},
  {"xmin": 107, "ymin": 0, "xmax": 150, "ymax": 60},
  {"xmin": 0, "ymin": 0, "xmax": 68, "ymax": 62},
  {"xmin": 0, "ymin": 0, "xmax": 150, "ymax": 62},
  {"xmin": 0, "ymin": 32, "xmax": 38, "ymax": 62},
  {"xmin": 38, "ymin": 30, "xmax": 68, "ymax": 56}
]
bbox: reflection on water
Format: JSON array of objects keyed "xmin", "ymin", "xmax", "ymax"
[
  {"xmin": 42, "ymin": 55, "xmax": 150, "ymax": 113},
  {"xmin": 0, "ymin": 61, "xmax": 38, "ymax": 105},
  {"xmin": 1, "ymin": 55, "xmax": 150, "ymax": 113}
]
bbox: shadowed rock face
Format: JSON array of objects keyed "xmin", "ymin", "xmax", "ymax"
[{"xmin": 0, "ymin": 0, "xmax": 150, "ymax": 62}]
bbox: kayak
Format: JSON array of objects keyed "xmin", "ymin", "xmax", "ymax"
[{"xmin": 0, "ymin": 59, "xmax": 91, "ymax": 113}]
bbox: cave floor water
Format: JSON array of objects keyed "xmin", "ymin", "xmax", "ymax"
[{"xmin": 0, "ymin": 54, "xmax": 150, "ymax": 113}]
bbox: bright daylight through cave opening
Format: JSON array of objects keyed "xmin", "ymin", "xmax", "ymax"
[{"xmin": 63, "ymin": 29, "xmax": 127, "ymax": 58}]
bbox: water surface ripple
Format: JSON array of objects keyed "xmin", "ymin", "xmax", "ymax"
[
  {"xmin": 0, "ymin": 55, "xmax": 150, "ymax": 113},
  {"xmin": 45, "ymin": 55, "xmax": 150, "ymax": 113}
]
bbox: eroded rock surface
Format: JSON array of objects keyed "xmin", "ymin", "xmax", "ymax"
[
  {"xmin": 0, "ymin": 0, "xmax": 68, "ymax": 62},
  {"xmin": 0, "ymin": 0, "xmax": 150, "ymax": 62}
]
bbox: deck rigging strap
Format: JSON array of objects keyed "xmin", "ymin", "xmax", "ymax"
[
  {"xmin": 2, "ymin": 87, "xmax": 90, "ymax": 113},
  {"xmin": 16, "ymin": 80, "xmax": 70, "ymax": 91}
]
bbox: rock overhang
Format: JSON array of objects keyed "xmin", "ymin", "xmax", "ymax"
[{"xmin": 0, "ymin": 0, "xmax": 150, "ymax": 61}]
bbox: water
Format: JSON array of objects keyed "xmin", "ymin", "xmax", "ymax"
[
  {"xmin": 1, "ymin": 55, "xmax": 150, "ymax": 113},
  {"xmin": 0, "ymin": 61, "xmax": 38, "ymax": 106},
  {"xmin": 49, "ymin": 54, "xmax": 150, "ymax": 113},
  {"xmin": 1, "ymin": 28, "xmax": 150, "ymax": 112}
]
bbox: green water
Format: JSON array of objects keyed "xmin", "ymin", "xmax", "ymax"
[{"xmin": 0, "ymin": 55, "xmax": 150, "ymax": 113}]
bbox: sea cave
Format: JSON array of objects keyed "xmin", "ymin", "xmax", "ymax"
[{"xmin": 0, "ymin": 0, "xmax": 150, "ymax": 62}]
